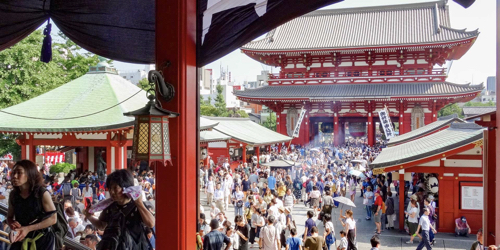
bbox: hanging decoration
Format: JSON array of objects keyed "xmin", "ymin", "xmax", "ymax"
[{"xmin": 40, "ymin": 19, "xmax": 52, "ymax": 63}]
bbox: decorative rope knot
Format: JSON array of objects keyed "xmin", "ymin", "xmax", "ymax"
[{"xmin": 40, "ymin": 19, "xmax": 52, "ymax": 63}]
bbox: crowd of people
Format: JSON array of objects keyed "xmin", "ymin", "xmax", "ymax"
[
  {"xmin": 0, "ymin": 160, "xmax": 157, "ymax": 250},
  {"xmin": 198, "ymin": 138, "xmax": 498, "ymax": 250},
  {"xmin": 198, "ymin": 139, "xmax": 389, "ymax": 250}
]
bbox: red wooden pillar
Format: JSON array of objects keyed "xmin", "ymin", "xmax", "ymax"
[
  {"xmin": 399, "ymin": 171, "xmax": 405, "ymax": 230},
  {"xmin": 242, "ymin": 144, "xmax": 247, "ymax": 164},
  {"xmin": 106, "ymin": 145, "xmax": 112, "ymax": 174},
  {"xmin": 82, "ymin": 147, "xmax": 89, "ymax": 172},
  {"xmin": 333, "ymin": 113, "xmax": 339, "ymax": 146},
  {"xmin": 431, "ymin": 100, "xmax": 438, "ymax": 122},
  {"xmin": 304, "ymin": 113, "xmax": 310, "ymax": 145},
  {"xmin": 484, "ymin": 128, "xmax": 498, "ymax": 245},
  {"xmin": 367, "ymin": 112, "xmax": 374, "ymax": 146},
  {"xmin": 255, "ymin": 147, "xmax": 260, "ymax": 167},
  {"xmin": 399, "ymin": 101, "xmax": 405, "ymax": 135},
  {"xmin": 155, "ymin": 0, "xmax": 197, "ymax": 247},
  {"xmin": 276, "ymin": 113, "xmax": 282, "ymax": 134}
]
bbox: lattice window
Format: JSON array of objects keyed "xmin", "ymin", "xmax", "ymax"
[
  {"xmin": 150, "ymin": 123, "xmax": 162, "ymax": 154},
  {"xmin": 138, "ymin": 123, "xmax": 149, "ymax": 154}
]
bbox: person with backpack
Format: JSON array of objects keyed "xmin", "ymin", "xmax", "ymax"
[
  {"xmin": 7, "ymin": 160, "xmax": 58, "ymax": 250},
  {"xmin": 83, "ymin": 169, "xmax": 155, "ymax": 250}
]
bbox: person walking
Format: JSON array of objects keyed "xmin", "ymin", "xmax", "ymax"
[
  {"xmin": 205, "ymin": 175, "xmax": 215, "ymax": 205},
  {"xmin": 415, "ymin": 208, "xmax": 437, "ymax": 250},
  {"xmin": 304, "ymin": 226, "xmax": 325, "ymax": 250},
  {"xmin": 249, "ymin": 206, "xmax": 264, "ymax": 246},
  {"xmin": 83, "ymin": 182, "xmax": 93, "ymax": 209},
  {"xmin": 337, "ymin": 231, "xmax": 348, "ymax": 250},
  {"xmin": 385, "ymin": 192, "xmax": 395, "ymax": 230},
  {"xmin": 373, "ymin": 191, "xmax": 383, "ymax": 234},
  {"xmin": 363, "ymin": 186, "xmax": 374, "ymax": 220},
  {"xmin": 339, "ymin": 209, "xmax": 357, "ymax": 250},
  {"xmin": 8, "ymin": 160, "xmax": 57, "ymax": 250},
  {"xmin": 286, "ymin": 228, "xmax": 302, "ymax": 250},
  {"xmin": 405, "ymin": 200, "xmax": 421, "ymax": 244},
  {"xmin": 234, "ymin": 215, "xmax": 250, "ymax": 250},
  {"xmin": 324, "ymin": 214, "xmax": 335, "ymax": 250},
  {"xmin": 203, "ymin": 219, "xmax": 232, "ymax": 250},
  {"xmin": 214, "ymin": 182, "xmax": 225, "ymax": 212},
  {"xmin": 303, "ymin": 210, "xmax": 317, "ymax": 243},
  {"xmin": 259, "ymin": 215, "xmax": 280, "ymax": 250},
  {"xmin": 232, "ymin": 186, "xmax": 244, "ymax": 216},
  {"xmin": 284, "ymin": 189, "xmax": 296, "ymax": 212}
]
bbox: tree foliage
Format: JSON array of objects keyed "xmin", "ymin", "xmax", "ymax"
[
  {"xmin": 464, "ymin": 101, "xmax": 495, "ymax": 107},
  {"xmin": 438, "ymin": 103, "xmax": 464, "ymax": 118},
  {"xmin": 200, "ymin": 83, "xmax": 248, "ymax": 118},
  {"xmin": 0, "ymin": 30, "xmax": 99, "ymax": 158},
  {"xmin": 262, "ymin": 112, "xmax": 277, "ymax": 131}
]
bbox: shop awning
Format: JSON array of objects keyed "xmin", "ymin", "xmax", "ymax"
[
  {"xmin": 387, "ymin": 114, "xmax": 464, "ymax": 146},
  {"xmin": 204, "ymin": 116, "xmax": 292, "ymax": 146},
  {"xmin": 371, "ymin": 122, "xmax": 483, "ymax": 169}
]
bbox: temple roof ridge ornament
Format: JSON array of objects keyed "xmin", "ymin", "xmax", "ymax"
[{"xmin": 88, "ymin": 56, "xmax": 118, "ymax": 75}]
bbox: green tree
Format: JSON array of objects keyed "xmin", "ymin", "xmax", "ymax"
[
  {"xmin": 0, "ymin": 30, "xmax": 99, "ymax": 158},
  {"xmin": 213, "ymin": 84, "xmax": 227, "ymax": 116},
  {"xmin": 464, "ymin": 101, "xmax": 495, "ymax": 107},
  {"xmin": 262, "ymin": 112, "xmax": 277, "ymax": 131},
  {"xmin": 438, "ymin": 103, "xmax": 464, "ymax": 118},
  {"xmin": 0, "ymin": 30, "xmax": 99, "ymax": 108},
  {"xmin": 138, "ymin": 78, "xmax": 150, "ymax": 91}
]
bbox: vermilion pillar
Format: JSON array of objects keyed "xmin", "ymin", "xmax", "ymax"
[
  {"xmin": 484, "ymin": 128, "xmax": 498, "ymax": 245},
  {"xmin": 276, "ymin": 114, "xmax": 281, "ymax": 134},
  {"xmin": 367, "ymin": 112, "xmax": 374, "ymax": 146},
  {"xmin": 255, "ymin": 147, "xmax": 260, "ymax": 167},
  {"xmin": 399, "ymin": 170, "xmax": 405, "ymax": 230},
  {"xmin": 242, "ymin": 144, "xmax": 247, "ymax": 164},
  {"xmin": 156, "ymin": 0, "xmax": 197, "ymax": 248},
  {"xmin": 333, "ymin": 113, "xmax": 339, "ymax": 146}
]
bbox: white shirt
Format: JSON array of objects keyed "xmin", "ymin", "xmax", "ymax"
[
  {"xmin": 325, "ymin": 221, "xmax": 335, "ymax": 236},
  {"xmin": 205, "ymin": 180, "xmax": 214, "ymax": 193},
  {"xmin": 68, "ymin": 224, "xmax": 85, "ymax": 238},
  {"xmin": 419, "ymin": 215, "xmax": 431, "ymax": 230},
  {"xmin": 214, "ymin": 188, "xmax": 224, "ymax": 200},
  {"xmin": 83, "ymin": 188, "xmax": 93, "ymax": 198},
  {"xmin": 233, "ymin": 191, "xmax": 244, "ymax": 201},
  {"xmin": 340, "ymin": 237, "xmax": 348, "ymax": 250},
  {"xmin": 345, "ymin": 218, "xmax": 356, "ymax": 230},
  {"xmin": 408, "ymin": 207, "xmax": 419, "ymax": 223}
]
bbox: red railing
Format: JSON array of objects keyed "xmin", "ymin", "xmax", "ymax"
[{"xmin": 268, "ymin": 68, "xmax": 447, "ymax": 79}]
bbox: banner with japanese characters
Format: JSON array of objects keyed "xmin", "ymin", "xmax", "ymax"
[
  {"xmin": 293, "ymin": 107, "xmax": 307, "ymax": 138},
  {"xmin": 378, "ymin": 108, "xmax": 395, "ymax": 139}
]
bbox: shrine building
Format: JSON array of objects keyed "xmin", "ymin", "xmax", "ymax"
[
  {"xmin": 0, "ymin": 59, "xmax": 148, "ymax": 174},
  {"xmin": 235, "ymin": 1, "xmax": 482, "ymax": 146}
]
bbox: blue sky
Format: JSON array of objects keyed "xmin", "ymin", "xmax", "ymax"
[{"xmin": 112, "ymin": 0, "xmax": 495, "ymax": 85}]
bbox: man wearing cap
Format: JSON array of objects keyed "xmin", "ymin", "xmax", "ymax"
[
  {"xmin": 455, "ymin": 216, "xmax": 471, "ymax": 237},
  {"xmin": 415, "ymin": 207, "xmax": 437, "ymax": 250}
]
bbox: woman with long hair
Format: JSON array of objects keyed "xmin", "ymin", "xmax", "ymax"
[
  {"xmin": 8, "ymin": 160, "xmax": 57, "ymax": 249},
  {"xmin": 83, "ymin": 169, "xmax": 155, "ymax": 249},
  {"xmin": 339, "ymin": 209, "xmax": 357, "ymax": 250},
  {"xmin": 83, "ymin": 182, "xmax": 93, "ymax": 209}
]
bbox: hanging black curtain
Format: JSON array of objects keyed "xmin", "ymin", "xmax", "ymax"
[
  {"xmin": 0, "ymin": 0, "xmax": 155, "ymax": 64},
  {"xmin": 0, "ymin": 0, "xmax": 476, "ymax": 67}
]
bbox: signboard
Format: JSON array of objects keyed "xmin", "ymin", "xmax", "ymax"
[
  {"xmin": 292, "ymin": 108, "xmax": 307, "ymax": 138},
  {"xmin": 233, "ymin": 85, "xmax": 241, "ymax": 91},
  {"xmin": 461, "ymin": 185, "xmax": 483, "ymax": 210},
  {"xmin": 378, "ymin": 108, "xmax": 395, "ymax": 139}
]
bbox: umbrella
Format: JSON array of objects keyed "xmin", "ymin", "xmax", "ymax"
[
  {"xmin": 333, "ymin": 196, "xmax": 356, "ymax": 208},
  {"xmin": 310, "ymin": 148, "xmax": 320, "ymax": 152},
  {"xmin": 349, "ymin": 170, "xmax": 366, "ymax": 180},
  {"xmin": 350, "ymin": 159, "xmax": 364, "ymax": 164}
]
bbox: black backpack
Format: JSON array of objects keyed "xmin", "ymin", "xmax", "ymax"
[{"xmin": 38, "ymin": 188, "xmax": 68, "ymax": 250}]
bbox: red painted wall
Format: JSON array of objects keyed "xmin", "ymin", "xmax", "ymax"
[
  {"xmin": 403, "ymin": 113, "xmax": 412, "ymax": 132},
  {"xmin": 208, "ymin": 147, "xmax": 228, "ymax": 166},
  {"xmin": 424, "ymin": 113, "xmax": 433, "ymax": 125}
]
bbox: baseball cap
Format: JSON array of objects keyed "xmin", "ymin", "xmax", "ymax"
[{"xmin": 461, "ymin": 216, "xmax": 466, "ymax": 222}]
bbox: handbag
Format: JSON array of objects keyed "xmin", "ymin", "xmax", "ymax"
[
  {"xmin": 236, "ymin": 200, "xmax": 243, "ymax": 208},
  {"xmin": 326, "ymin": 233, "xmax": 335, "ymax": 245},
  {"xmin": 363, "ymin": 198, "xmax": 369, "ymax": 205}
]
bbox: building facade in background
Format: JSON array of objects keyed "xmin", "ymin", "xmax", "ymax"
[
  {"xmin": 118, "ymin": 65, "xmax": 154, "ymax": 85},
  {"xmin": 235, "ymin": 1, "xmax": 482, "ymax": 146}
]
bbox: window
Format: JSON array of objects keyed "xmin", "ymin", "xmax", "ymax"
[
  {"xmin": 379, "ymin": 71, "xmax": 385, "ymax": 76},
  {"xmin": 386, "ymin": 70, "xmax": 393, "ymax": 76},
  {"xmin": 346, "ymin": 72, "xmax": 352, "ymax": 77},
  {"xmin": 130, "ymin": 76, "xmax": 134, "ymax": 78},
  {"xmin": 353, "ymin": 71, "xmax": 360, "ymax": 77}
]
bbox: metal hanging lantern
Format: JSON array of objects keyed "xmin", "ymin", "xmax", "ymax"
[{"xmin": 124, "ymin": 70, "xmax": 178, "ymax": 167}]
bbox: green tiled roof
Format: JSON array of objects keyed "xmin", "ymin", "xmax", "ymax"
[
  {"xmin": 0, "ymin": 72, "xmax": 149, "ymax": 132},
  {"xmin": 387, "ymin": 114, "xmax": 463, "ymax": 146},
  {"xmin": 200, "ymin": 117, "xmax": 219, "ymax": 131},
  {"xmin": 372, "ymin": 122, "xmax": 483, "ymax": 169},
  {"xmin": 200, "ymin": 130, "xmax": 230, "ymax": 142},
  {"xmin": 205, "ymin": 116, "xmax": 292, "ymax": 146}
]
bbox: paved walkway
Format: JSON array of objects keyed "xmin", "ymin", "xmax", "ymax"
[{"xmin": 200, "ymin": 188, "xmax": 475, "ymax": 250}]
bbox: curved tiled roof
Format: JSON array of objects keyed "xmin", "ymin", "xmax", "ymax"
[
  {"xmin": 242, "ymin": 1, "xmax": 478, "ymax": 51},
  {"xmin": 387, "ymin": 114, "xmax": 463, "ymax": 146},
  {"xmin": 0, "ymin": 71, "xmax": 149, "ymax": 133},
  {"xmin": 235, "ymin": 82, "xmax": 483, "ymax": 100},
  {"xmin": 371, "ymin": 122, "xmax": 484, "ymax": 169}
]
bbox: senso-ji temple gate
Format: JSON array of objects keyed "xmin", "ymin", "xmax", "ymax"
[
  {"xmin": 235, "ymin": 1, "xmax": 482, "ymax": 146},
  {"xmin": 0, "ymin": 59, "xmax": 148, "ymax": 175}
]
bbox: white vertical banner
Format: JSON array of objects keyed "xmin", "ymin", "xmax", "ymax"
[
  {"xmin": 293, "ymin": 107, "xmax": 307, "ymax": 138},
  {"xmin": 378, "ymin": 107, "xmax": 395, "ymax": 139}
]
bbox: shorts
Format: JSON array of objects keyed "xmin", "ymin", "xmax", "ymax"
[
  {"xmin": 311, "ymin": 198, "xmax": 320, "ymax": 207},
  {"xmin": 409, "ymin": 222, "xmax": 419, "ymax": 235},
  {"xmin": 374, "ymin": 211, "xmax": 381, "ymax": 223}
]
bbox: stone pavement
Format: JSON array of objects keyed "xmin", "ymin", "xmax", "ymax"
[{"xmin": 199, "ymin": 188, "xmax": 475, "ymax": 250}]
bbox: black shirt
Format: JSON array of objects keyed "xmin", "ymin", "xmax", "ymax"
[
  {"xmin": 241, "ymin": 180, "xmax": 250, "ymax": 191},
  {"xmin": 236, "ymin": 224, "xmax": 250, "ymax": 244}
]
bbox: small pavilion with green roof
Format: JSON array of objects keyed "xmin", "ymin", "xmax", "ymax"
[{"xmin": 0, "ymin": 58, "xmax": 149, "ymax": 175}]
